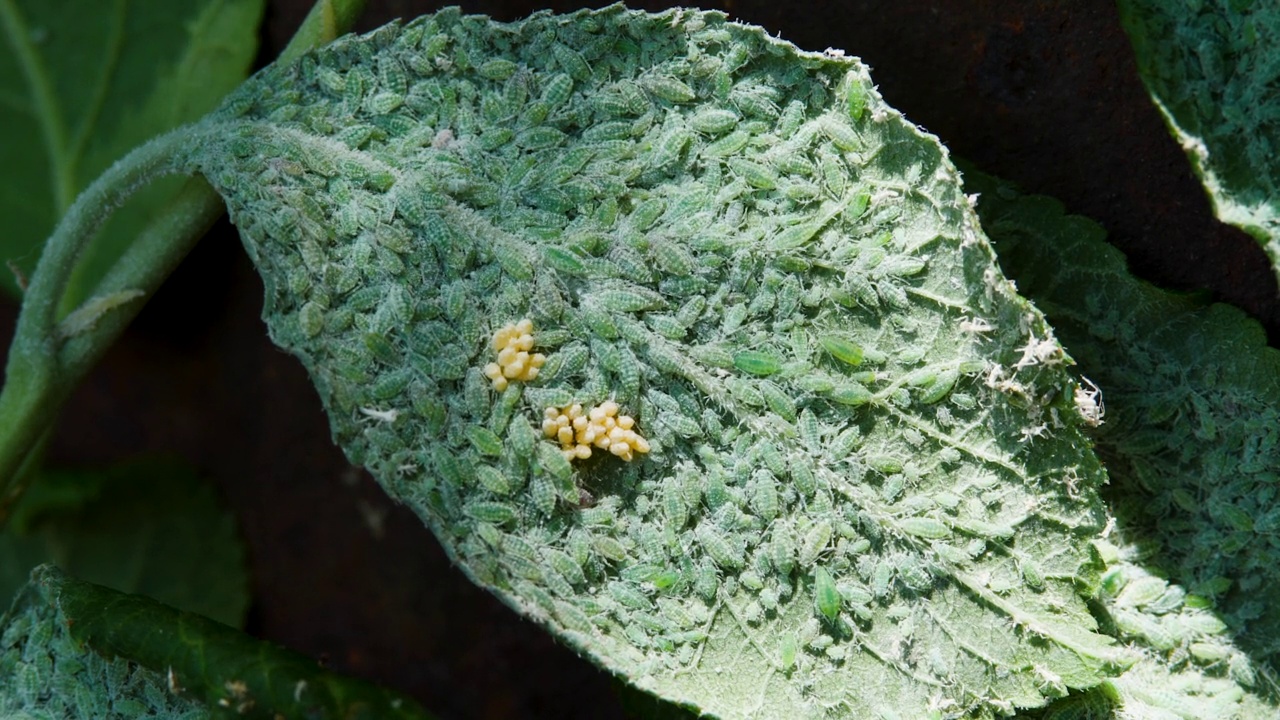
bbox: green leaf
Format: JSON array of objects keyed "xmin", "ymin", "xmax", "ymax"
[
  {"xmin": 182, "ymin": 8, "xmax": 1129, "ymax": 717},
  {"xmin": 1117, "ymin": 0, "xmax": 1280, "ymax": 280},
  {"xmin": 0, "ymin": 565, "xmax": 433, "ymax": 719},
  {"xmin": 0, "ymin": 459, "xmax": 249, "ymax": 628},
  {"xmin": 968, "ymin": 168, "xmax": 1280, "ymax": 667},
  {"xmin": 0, "ymin": 0, "xmax": 264, "ymax": 302},
  {"xmin": 969, "ymin": 169, "xmax": 1280, "ymax": 716}
]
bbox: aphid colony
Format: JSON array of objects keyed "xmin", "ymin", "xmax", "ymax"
[
  {"xmin": 483, "ymin": 319, "xmax": 547, "ymax": 391},
  {"xmin": 220, "ymin": 5, "xmax": 1121, "ymax": 711},
  {"xmin": 543, "ymin": 400, "xmax": 651, "ymax": 462}
]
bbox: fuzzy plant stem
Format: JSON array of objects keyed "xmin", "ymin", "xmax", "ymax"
[
  {"xmin": 0, "ymin": 126, "xmax": 203, "ymax": 494},
  {"xmin": 0, "ymin": 0, "xmax": 369, "ymax": 523}
]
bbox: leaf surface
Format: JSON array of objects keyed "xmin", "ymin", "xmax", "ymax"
[
  {"xmin": 0, "ymin": 459, "xmax": 249, "ymax": 628},
  {"xmin": 0, "ymin": 0, "xmax": 264, "ymax": 301},
  {"xmin": 0, "ymin": 565, "xmax": 433, "ymax": 719},
  {"xmin": 1117, "ymin": 0, "xmax": 1280, "ymax": 280},
  {"xmin": 969, "ymin": 169, "xmax": 1280, "ymax": 717},
  {"xmin": 187, "ymin": 9, "xmax": 1128, "ymax": 718}
]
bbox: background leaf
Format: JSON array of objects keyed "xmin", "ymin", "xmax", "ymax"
[
  {"xmin": 0, "ymin": 458, "xmax": 250, "ymax": 628},
  {"xmin": 187, "ymin": 8, "xmax": 1128, "ymax": 717},
  {"xmin": 1116, "ymin": 0, "xmax": 1280, "ymax": 281},
  {"xmin": 0, "ymin": 0, "xmax": 265, "ymax": 303},
  {"xmin": 0, "ymin": 565, "xmax": 434, "ymax": 719},
  {"xmin": 969, "ymin": 168, "xmax": 1280, "ymax": 714}
]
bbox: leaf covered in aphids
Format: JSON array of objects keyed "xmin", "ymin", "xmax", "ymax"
[
  {"xmin": 1118, "ymin": 0, "xmax": 1280, "ymax": 282},
  {"xmin": 178, "ymin": 7, "xmax": 1126, "ymax": 718}
]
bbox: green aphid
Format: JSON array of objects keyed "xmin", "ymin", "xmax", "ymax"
[
  {"xmin": 898, "ymin": 517, "xmax": 950, "ymax": 540},
  {"xmin": 644, "ymin": 75, "xmax": 697, "ymax": 103},
  {"xmin": 791, "ymin": 460, "xmax": 817, "ymax": 497},
  {"xmin": 693, "ymin": 562, "xmax": 719, "ymax": 600},
  {"xmin": 733, "ymin": 350, "xmax": 782, "ymax": 376},
  {"xmin": 584, "ymin": 119, "xmax": 633, "ymax": 141},
  {"xmin": 819, "ymin": 116, "xmax": 861, "ymax": 152},
  {"xmin": 768, "ymin": 220, "xmax": 824, "ymax": 252},
  {"xmin": 630, "ymin": 197, "xmax": 666, "ymax": 230},
  {"xmin": 728, "ymin": 158, "xmax": 778, "ymax": 190},
  {"xmin": 1170, "ymin": 488, "xmax": 1198, "ymax": 513},
  {"xmin": 952, "ymin": 517, "xmax": 1015, "ymax": 541},
  {"xmin": 652, "ymin": 127, "xmax": 693, "ymax": 169},
  {"xmin": 1218, "ymin": 504, "xmax": 1255, "ymax": 533},
  {"xmin": 869, "ymin": 456, "xmax": 904, "ymax": 474},
  {"xmin": 540, "ymin": 73, "xmax": 574, "ymax": 108},
  {"xmin": 475, "ymin": 465, "xmax": 512, "ymax": 495},
  {"xmin": 1020, "ymin": 558, "xmax": 1046, "ymax": 592},
  {"xmin": 475, "ymin": 522, "xmax": 503, "ymax": 550},
  {"xmin": 795, "ymin": 374, "xmax": 835, "ymax": 394},
  {"xmin": 593, "ymin": 535, "xmax": 629, "ymax": 563},
  {"xmin": 363, "ymin": 332, "xmax": 400, "ymax": 365},
  {"xmin": 491, "ymin": 240, "xmax": 534, "ymax": 280},
  {"xmin": 592, "ymin": 289, "xmax": 663, "ymax": 313},
  {"xmin": 697, "ymin": 524, "xmax": 744, "ymax": 569},
  {"xmin": 544, "ymin": 548, "xmax": 586, "ymax": 586},
  {"xmin": 675, "ymin": 295, "xmax": 707, "ymax": 327},
  {"xmin": 464, "ymin": 501, "xmax": 517, "ymax": 524},
  {"xmin": 552, "ymin": 43, "xmax": 592, "ymax": 82},
  {"xmin": 659, "ymin": 412, "xmax": 702, "ymax": 439},
  {"xmin": 663, "ymin": 479, "xmax": 690, "ymax": 529},
  {"xmin": 502, "ymin": 553, "xmax": 544, "ymax": 582},
  {"xmin": 919, "ymin": 368, "xmax": 960, "ymax": 404},
  {"xmin": 819, "ymin": 336, "xmax": 864, "ymax": 367},
  {"xmin": 750, "ymin": 473, "xmax": 781, "ymax": 521},
  {"xmin": 813, "ymin": 566, "xmax": 842, "ymax": 622},
  {"xmin": 537, "ymin": 556, "xmax": 573, "ymax": 594},
  {"xmin": 758, "ymin": 381, "xmax": 798, "ymax": 422},
  {"xmin": 608, "ymin": 581, "xmax": 654, "ymax": 610},
  {"xmin": 829, "ymin": 427, "xmax": 860, "ymax": 456},
  {"xmin": 690, "ymin": 107, "xmax": 739, "ymax": 134},
  {"xmin": 478, "ymin": 57, "xmax": 518, "ymax": 80},
  {"xmin": 878, "ymin": 255, "xmax": 927, "ymax": 278},
  {"xmin": 702, "ymin": 128, "xmax": 751, "ymax": 157},
  {"xmin": 689, "ymin": 344, "xmax": 734, "ymax": 369},
  {"xmin": 799, "ymin": 520, "xmax": 833, "ymax": 568},
  {"xmin": 650, "ymin": 239, "xmax": 698, "ymax": 277},
  {"xmin": 647, "ymin": 314, "xmax": 688, "ymax": 340},
  {"xmin": 372, "ymin": 369, "xmax": 412, "ymax": 401},
  {"xmin": 537, "ymin": 442, "xmax": 574, "ymax": 483},
  {"xmin": 299, "ymin": 302, "xmax": 325, "ymax": 338},
  {"xmin": 721, "ymin": 304, "xmax": 748, "ymax": 334},
  {"xmin": 779, "ymin": 634, "xmax": 798, "ymax": 671},
  {"xmin": 828, "ymin": 382, "xmax": 871, "ymax": 406},
  {"xmin": 756, "ymin": 441, "xmax": 788, "ymax": 478}
]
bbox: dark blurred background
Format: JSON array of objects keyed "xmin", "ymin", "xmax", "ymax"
[{"xmin": 3, "ymin": 2, "xmax": 1275, "ymax": 718}]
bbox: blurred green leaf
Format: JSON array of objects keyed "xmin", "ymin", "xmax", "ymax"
[
  {"xmin": 0, "ymin": 0, "xmax": 264, "ymax": 303},
  {"xmin": 1117, "ymin": 0, "xmax": 1280, "ymax": 280},
  {"xmin": 1, "ymin": 565, "xmax": 434, "ymax": 719},
  {"xmin": 0, "ymin": 458, "xmax": 249, "ymax": 628}
]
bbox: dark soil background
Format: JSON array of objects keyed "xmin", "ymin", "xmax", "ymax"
[{"xmin": 3, "ymin": 1, "xmax": 1277, "ymax": 718}]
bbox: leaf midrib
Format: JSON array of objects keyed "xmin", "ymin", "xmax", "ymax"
[{"xmin": 0, "ymin": 0, "xmax": 128, "ymax": 215}]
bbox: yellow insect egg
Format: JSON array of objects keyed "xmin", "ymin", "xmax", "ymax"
[
  {"xmin": 543, "ymin": 401, "xmax": 650, "ymax": 463},
  {"xmin": 485, "ymin": 319, "xmax": 547, "ymax": 390}
]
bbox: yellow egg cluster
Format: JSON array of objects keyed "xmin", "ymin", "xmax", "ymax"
[
  {"xmin": 483, "ymin": 319, "xmax": 547, "ymax": 392},
  {"xmin": 542, "ymin": 400, "xmax": 651, "ymax": 462}
]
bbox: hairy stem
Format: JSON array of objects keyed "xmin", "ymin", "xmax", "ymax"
[
  {"xmin": 0, "ymin": 0, "xmax": 369, "ymax": 503},
  {"xmin": 0, "ymin": 126, "xmax": 200, "ymax": 487}
]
